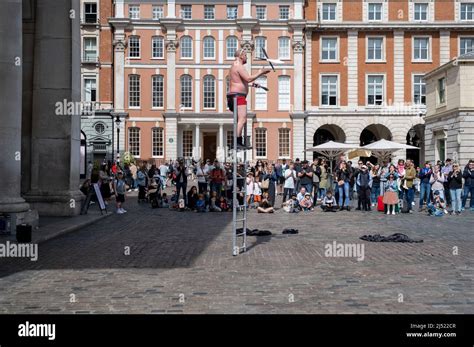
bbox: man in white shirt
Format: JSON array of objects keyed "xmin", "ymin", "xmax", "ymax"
[
  {"xmin": 159, "ymin": 162, "xmax": 169, "ymax": 189},
  {"xmin": 196, "ymin": 160, "xmax": 209, "ymax": 194},
  {"xmin": 282, "ymin": 162, "xmax": 297, "ymax": 205}
]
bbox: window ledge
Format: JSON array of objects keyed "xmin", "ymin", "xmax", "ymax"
[{"xmin": 366, "ymin": 60, "xmax": 387, "ymax": 64}]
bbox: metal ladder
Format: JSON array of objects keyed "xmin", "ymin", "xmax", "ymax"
[{"xmin": 230, "ymin": 94, "xmax": 249, "ymax": 256}]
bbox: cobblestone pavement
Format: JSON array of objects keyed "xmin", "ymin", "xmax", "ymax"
[{"xmin": 0, "ymin": 187, "xmax": 473, "ymax": 314}]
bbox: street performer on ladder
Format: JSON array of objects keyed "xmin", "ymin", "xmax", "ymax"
[{"xmin": 227, "ymin": 48, "xmax": 271, "ymax": 150}]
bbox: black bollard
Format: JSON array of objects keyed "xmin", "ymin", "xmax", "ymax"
[{"xmin": 16, "ymin": 224, "xmax": 32, "ymax": 243}]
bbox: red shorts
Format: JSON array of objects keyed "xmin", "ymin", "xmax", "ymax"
[{"xmin": 227, "ymin": 94, "xmax": 247, "ymax": 112}]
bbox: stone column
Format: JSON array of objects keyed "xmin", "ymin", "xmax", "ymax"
[
  {"xmin": 194, "ymin": 123, "xmax": 201, "ymax": 160},
  {"xmin": 217, "ymin": 123, "xmax": 224, "ymax": 162},
  {"xmin": 290, "ymin": 20, "xmax": 306, "ymax": 113},
  {"xmin": 25, "ymin": 0, "xmax": 84, "ymax": 216},
  {"xmin": 0, "ymin": 0, "xmax": 32, "ymax": 221}
]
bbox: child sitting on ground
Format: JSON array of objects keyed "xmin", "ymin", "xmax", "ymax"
[
  {"xmin": 283, "ymin": 193, "xmax": 300, "ymax": 213},
  {"xmin": 427, "ymin": 190, "xmax": 446, "ymax": 217},
  {"xmin": 257, "ymin": 192, "xmax": 275, "ymax": 213},
  {"xmin": 321, "ymin": 190, "xmax": 337, "ymax": 212},
  {"xmin": 219, "ymin": 196, "xmax": 231, "ymax": 212},
  {"xmin": 300, "ymin": 193, "xmax": 314, "ymax": 211},
  {"xmin": 209, "ymin": 191, "xmax": 221, "ymax": 212},
  {"xmin": 196, "ymin": 194, "xmax": 206, "ymax": 212}
]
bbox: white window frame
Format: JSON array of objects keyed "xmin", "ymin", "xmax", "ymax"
[
  {"xmin": 151, "ymin": 36, "xmax": 164, "ymax": 59},
  {"xmin": 254, "ymin": 76, "xmax": 267, "ymax": 110},
  {"xmin": 255, "ymin": 36, "xmax": 267, "ymax": 59},
  {"xmin": 180, "ymin": 36, "xmax": 193, "ymax": 59},
  {"xmin": 152, "ymin": 75, "xmax": 164, "ymax": 109},
  {"xmin": 413, "ymin": 3, "xmax": 429, "ymax": 21},
  {"xmin": 366, "ymin": 74, "xmax": 385, "ymax": 107},
  {"xmin": 203, "ymin": 36, "xmax": 216, "ymax": 60},
  {"xmin": 278, "ymin": 37, "xmax": 291, "ymax": 60},
  {"xmin": 321, "ymin": 3, "xmax": 337, "ymax": 21},
  {"xmin": 256, "ymin": 5, "xmax": 267, "ymax": 20},
  {"xmin": 320, "ymin": 74, "xmax": 339, "ymax": 107},
  {"xmin": 129, "ymin": 5, "xmax": 140, "ymax": 19},
  {"xmin": 128, "ymin": 127, "xmax": 141, "ymax": 158},
  {"xmin": 320, "ymin": 36, "xmax": 339, "ymax": 62},
  {"xmin": 278, "ymin": 75, "xmax": 291, "ymax": 111},
  {"xmin": 203, "ymin": 75, "xmax": 216, "ymax": 110},
  {"xmin": 180, "ymin": 75, "xmax": 193, "ymax": 109},
  {"xmin": 128, "ymin": 74, "xmax": 140, "ymax": 108},
  {"xmin": 226, "ymin": 36, "xmax": 238, "ymax": 60},
  {"xmin": 84, "ymin": 3, "xmax": 98, "ymax": 23},
  {"xmin": 278, "ymin": 128, "xmax": 291, "ymax": 159},
  {"xmin": 182, "ymin": 130, "xmax": 193, "ymax": 158},
  {"xmin": 412, "ymin": 74, "xmax": 426, "ymax": 105},
  {"xmin": 366, "ymin": 36, "xmax": 385, "ymax": 62},
  {"xmin": 227, "ymin": 5, "xmax": 238, "ymax": 20},
  {"xmin": 152, "ymin": 5, "xmax": 164, "ymax": 20},
  {"xmin": 279, "ymin": 5, "xmax": 290, "ymax": 20},
  {"xmin": 460, "ymin": 2, "xmax": 474, "ymax": 21},
  {"xmin": 437, "ymin": 77, "xmax": 446, "ymax": 107},
  {"xmin": 83, "ymin": 37, "xmax": 98, "ymax": 62},
  {"xmin": 83, "ymin": 76, "xmax": 97, "ymax": 102},
  {"xmin": 128, "ymin": 36, "xmax": 140, "ymax": 59},
  {"xmin": 151, "ymin": 127, "xmax": 164, "ymax": 158},
  {"xmin": 459, "ymin": 36, "xmax": 474, "ymax": 55},
  {"xmin": 180, "ymin": 5, "xmax": 192, "ymax": 19},
  {"xmin": 254, "ymin": 128, "xmax": 267, "ymax": 159},
  {"xmin": 412, "ymin": 36, "xmax": 431, "ymax": 62},
  {"xmin": 204, "ymin": 5, "xmax": 215, "ymax": 20},
  {"xmin": 367, "ymin": 2, "xmax": 383, "ymax": 21}
]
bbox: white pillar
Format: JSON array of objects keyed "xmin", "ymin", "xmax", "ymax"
[
  {"xmin": 194, "ymin": 123, "xmax": 201, "ymax": 160},
  {"xmin": 113, "ymin": 31, "xmax": 126, "ymax": 113},
  {"xmin": 347, "ymin": 30, "xmax": 358, "ymax": 108},
  {"xmin": 218, "ymin": 69, "xmax": 224, "ymax": 113},
  {"xmin": 293, "ymin": 40, "xmax": 304, "ymax": 112},
  {"xmin": 440, "ymin": 31, "xmax": 451, "ymax": 65},
  {"xmin": 195, "ymin": 69, "xmax": 201, "ymax": 112},
  {"xmin": 165, "ymin": 38, "xmax": 177, "ymax": 111},
  {"xmin": 293, "ymin": 0, "xmax": 304, "ymax": 19},
  {"xmin": 167, "ymin": 0, "xmax": 176, "ymax": 18},
  {"xmin": 115, "ymin": 0, "xmax": 125, "ymax": 18},
  {"xmin": 0, "ymin": 0, "xmax": 31, "ymax": 216},
  {"xmin": 394, "ymin": 31, "xmax": 404, "ymax": 104},
  {"xmin": 243, "ymin": 0, "xmax": 252, "ymax": 18},
  {"xmin": 217, "ymin": 123, "xmax": 224, "ymax": 162},
  {"xmin": 195, "ymin": 29, "xmax": 201, "ymax": 64}
]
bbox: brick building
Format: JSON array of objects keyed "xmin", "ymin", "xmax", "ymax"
[{"xmin": 80, "ymin": 0, "xmax": 474, "ymax": 165}]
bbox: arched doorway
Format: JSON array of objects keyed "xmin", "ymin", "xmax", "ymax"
[
  {"xmin": 360, "ymin": 124, "xmax": 392, "ymax": 164},
  {"xmin": 313, "ymin": 124, "xmax": 346, "ymax": 161},
  {"xmin": 406, "ymin": 124, "xmax": 425, "ymax": 167}
]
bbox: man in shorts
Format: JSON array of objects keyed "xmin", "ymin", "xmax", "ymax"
[{"xmin": 227, "ymin": 48, "xmax": 270, "ymax": 149}]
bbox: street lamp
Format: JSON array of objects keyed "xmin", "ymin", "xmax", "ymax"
[{"xmin": 115, "ymin": 115, "xmax": 121, "ymax": 165}]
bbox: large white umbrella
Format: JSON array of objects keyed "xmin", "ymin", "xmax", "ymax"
[
  {"xmin": 362, "ymin": 139, "xmax": 419, "ymax": 163},
  {"xmin": 305, "ymin": 141, "xmax": 360, "ymax": 173}
]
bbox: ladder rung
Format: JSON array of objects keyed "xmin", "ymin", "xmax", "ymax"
[{"xmin": 235, "ymin": 218, "xmax": 246, "ymax": 223}]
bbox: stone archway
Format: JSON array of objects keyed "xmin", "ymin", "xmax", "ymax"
[
  {"xmin": 312, "ymin": 124, "xmax": 346, "ymax": 160},
  {"xmin": 406, "ymin": 124, "xmax": 425, "ymax": 167},
  {"xmin": 360, "ymin": 124, "xmax": 392, "ymax": 164}
]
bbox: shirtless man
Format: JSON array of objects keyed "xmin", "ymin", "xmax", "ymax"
[{"xmin": 227, "ymin": 48, "xmax": 270, "ymax": 149}]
